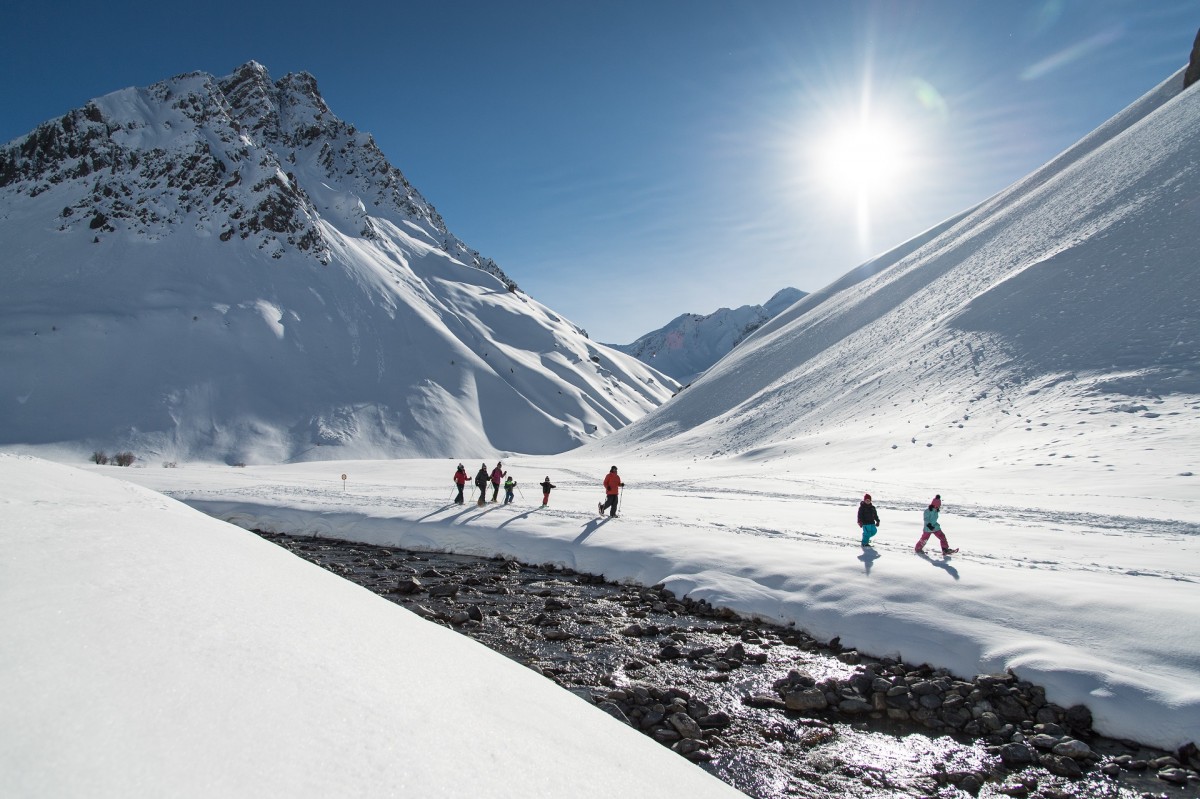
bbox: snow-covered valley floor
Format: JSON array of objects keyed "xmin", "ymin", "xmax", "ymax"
[{"xmin": 86, "ymin": 451, "xmax": 1200, "ymax": 753}]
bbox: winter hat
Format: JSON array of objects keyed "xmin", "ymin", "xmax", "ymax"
[
  {"xmin": 931, "ymin": 494, "xmax": 941, "ymax": 509},
  {"xmin": 863, "ymin": 493, "xmax": 872, "ymax": 502},
  {"xmin": 610, "ymin": 465, "xmax": 618, "ymax": 472}
]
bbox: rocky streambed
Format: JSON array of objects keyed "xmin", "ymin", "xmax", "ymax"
[{"xmin": 255, "ymin": 530, "xmax": 1200, "ymax": 799}]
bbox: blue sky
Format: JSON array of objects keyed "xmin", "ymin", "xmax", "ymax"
[{"xmin": 3, "ymin": 1, "xmax": 1196, "ymax": 342}]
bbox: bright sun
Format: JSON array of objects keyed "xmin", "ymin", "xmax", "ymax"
[{"xmin": 814, "ymin": 118, "xmax": 911, "ymax": 197}]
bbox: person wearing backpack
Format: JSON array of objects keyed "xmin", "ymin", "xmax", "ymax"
[
  {"xmin": 598, "ymin": 466, "xmax": 624, "ymax": 518},
  {"xmin": 452, "ymin": 463, "xmax": 468, "ymax": 504},
  {"xmin": 858, "ymin": 493, "xmax": 880, "ymax": 547},
  {"xmin": 474, "ymin": 463, "xmax": 489, "ymax": 505}
]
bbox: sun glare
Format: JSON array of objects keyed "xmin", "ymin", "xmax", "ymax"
[{"xmin": 814, "ymin": 118, "xmax": 911, "ymax": 197}]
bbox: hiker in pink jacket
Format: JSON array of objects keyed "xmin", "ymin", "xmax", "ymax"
[{"xmin": 489, "ymin": 462, "xmax": 506, "ymax": 503}]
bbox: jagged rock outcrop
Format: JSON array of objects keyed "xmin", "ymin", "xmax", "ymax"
[
  {"xmin": 0, "ymin": 61, "xmax": 511, "ymax": 284},
  {"xmin": 1185, "ymin": 28, "xmax": 1200, "ymax": 89}
]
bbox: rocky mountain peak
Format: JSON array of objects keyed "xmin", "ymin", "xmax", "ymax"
[{"xmin": 0, "ymin": 62, "xmax": 514, "ymax": 286}]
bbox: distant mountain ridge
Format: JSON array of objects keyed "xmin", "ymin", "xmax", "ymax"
[
  {"xmin": 611, "ymin": 288, "xmax": 806, "ymax": 384},
  {"xmin": 0, "ymin": 62, "xmax": 676, "ymax": 462}
]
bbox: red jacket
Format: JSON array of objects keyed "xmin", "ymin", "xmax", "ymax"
[
  {"xmin": 603, "ymin": 472, "xmax": 623, "ymax": 495},
  {"xmin": 453, "ymin": 469, "xmax": 468, "ymax": 486}
]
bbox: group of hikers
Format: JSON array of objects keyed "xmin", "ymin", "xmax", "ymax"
[
  {"xmin": 450, "ymin": 464, "xmax": 953, "ymax": 550},
  {"xmin": 857, "ymin": 493, "xmax": 958, "ymax": 555},
  {"xmin": 451, "ymin": 462, "xmax": 624, "ymax": 515}
]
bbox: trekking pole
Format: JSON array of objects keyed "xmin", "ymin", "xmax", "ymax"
[
  {"xmin": 618, "ymin": 486, "xmax": 624, "ymax": 515},
  {"xmin": 517, "ymin": 485, "xmax": 525, "ymax": 500}
]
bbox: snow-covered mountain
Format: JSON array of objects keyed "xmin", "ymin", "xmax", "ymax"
[
  {"xmin": 0, "ymin": 62, "xmax": 677, "ymax": 463},
  {"xmin": 596, "ymin": 68, "xmax": 1200, "ymax": 475},
  {"xmin": 610, "ymin": 288, "xmax": 806, "ymax": 384}
]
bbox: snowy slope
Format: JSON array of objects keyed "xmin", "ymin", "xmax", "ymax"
[
  {"xmin": 0, "ymin": 454, "xmax": 742, "ymax": 798},
  {"xmin": 0, "ymin": 63, "xmax": 676, "ymax": 464},
  {"xmin": 595, "ymin": 69, "xmax": 1200, "ymax": 479},
  {"xmin": 611, "ymin": 288, "xmax": 806, "ymax": 384}
]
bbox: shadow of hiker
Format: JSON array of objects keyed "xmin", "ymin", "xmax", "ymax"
[
  {"xmin": 858, "ymin": 546, "xmax": 880, "ymax": 575},
  {"xmin": 916, "ymin": 552, "xmax": 961, "ymax": 580},
  {"xmin": 417, "ymin": 504, "xmax": 460, "ymax": 522},
  {"xmin": 574, "ymin": 517, "xmax": 610, "ymax": 544},
  {"xmin": 497, "ymin": 508, "xmax": 540, "ymax": 529}
]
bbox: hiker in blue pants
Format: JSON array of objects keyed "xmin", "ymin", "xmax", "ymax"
[{"xmin": 858, "ymin": 493, "xmax": 880, "ymax": 547}]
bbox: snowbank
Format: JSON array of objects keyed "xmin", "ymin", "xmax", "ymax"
[{"xmin": 0, "ymin": 454, "xmax": 741, "ymax": 798}]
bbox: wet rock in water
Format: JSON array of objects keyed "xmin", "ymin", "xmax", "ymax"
[
  {"xmin": 837, "ymin": 697, "xmax": 872, "ymax": 714},
  {"xmin": 427, "ymin": 583, "xmax": 459, "ymax": 598},
  {"xmin": 393, "ymin": 576, "xmax": 422, "ymax": 594},
  {"xmin": 999, "ymin": 743, "xmax": 1037, "ymax": 767},
  {"xmin": 1039, "ymin": 753, "xmax": 1084, "ymax": 779},
  {"xmin": 784, "ymin": 688, "xmax": 828, "ymax": 712},
  {"xmin": 1028, "ymin": 733, "xmax": 1060, "ymax": 750},
  {"xmin": 744, "ymin": 693, "xmax": 788, "ymax": 710},
  {"xmin": 698, "ymin": 711, "xmax": 732, "ymax": 729},
  {"xmin": 1051, "ymin": 738, "xmax": 1093, "ymax": 760},
  {"xmin": 668, "ymin": 712, "xmax": 705, "ymax": 740},
  {"xmin": 1159, "ymin": 767, "xmax": 1192, "ymax": 785}
]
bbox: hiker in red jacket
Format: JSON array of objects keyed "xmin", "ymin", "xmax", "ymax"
[
  {"xmin": 452, "ymin": 463, "xmax": 468, "ymax": 505},
  {"xmin": 598, "ymin": 465, "xmax": 624, "ymax": 518}
]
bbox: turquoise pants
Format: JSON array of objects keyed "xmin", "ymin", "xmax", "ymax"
[{"xmin": 861, "ymin": 524, "xmax": 877, "ymax": 545}]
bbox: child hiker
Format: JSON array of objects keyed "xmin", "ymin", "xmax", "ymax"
[
  {"xmin": 857, "ymin": 493, "xmax": 880, "ymax": 547},
  {"xmin": 915, "ymin": 494, "xmax": 958, "ymax": 555},
  {"xmin": 540, "ymin": 476, "xmax": 556, "ymax": 506},
  {"xmin": 503, "ymin": 475, "xmax": 517, "ymax": 505}
]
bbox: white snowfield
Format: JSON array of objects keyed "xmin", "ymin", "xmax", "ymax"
[
  {"xmin": 73, "ymin": 451, "xmax": 1200, "ymax": 756},
  {"xmin": 0, "ymin": 455, "xmax": 744, "ymax": 798}
]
